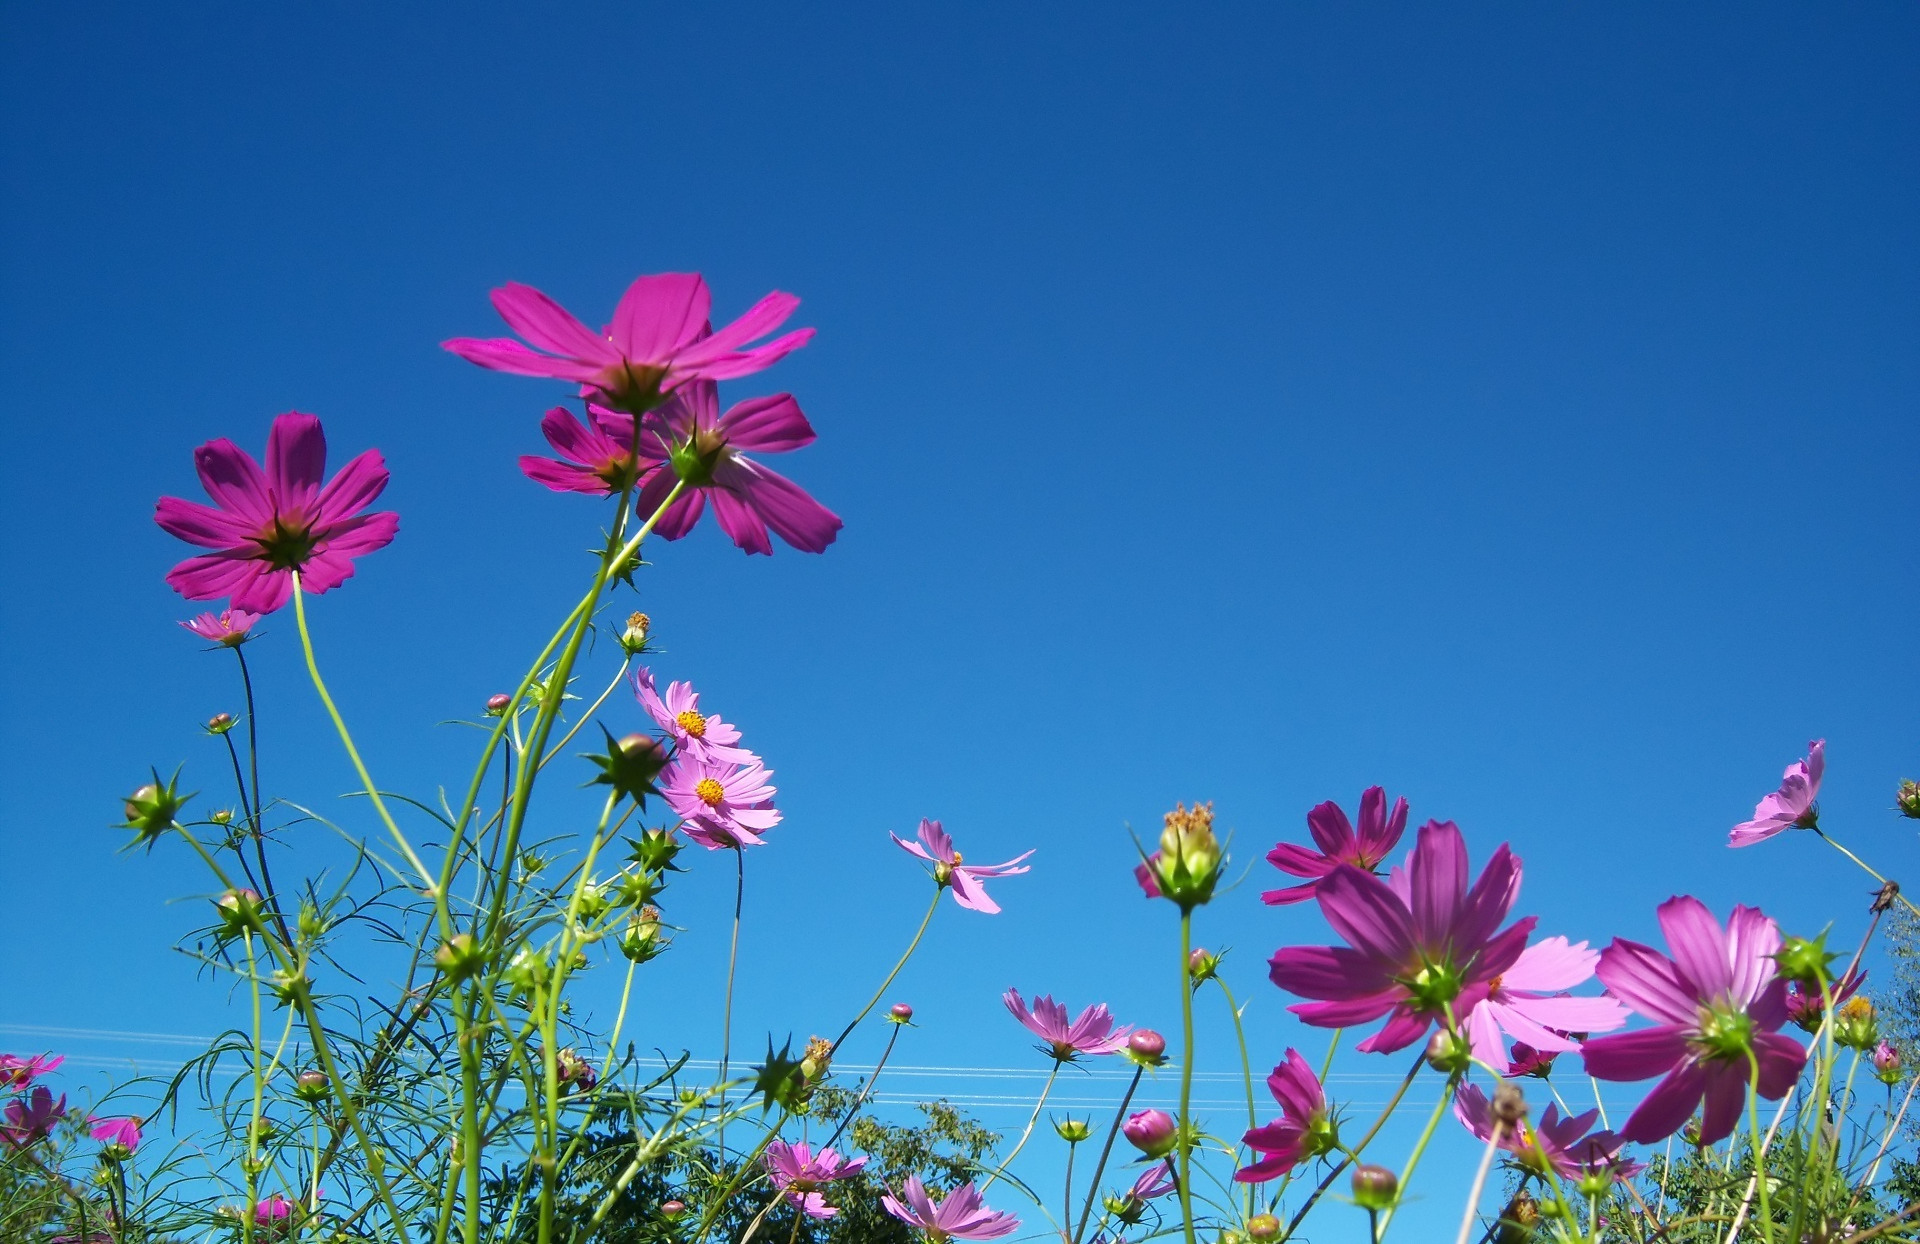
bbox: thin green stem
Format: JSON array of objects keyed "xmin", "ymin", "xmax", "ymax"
[
  {"xmin": 1073, "ymin": 1065, "xmax": 1142, "ymax": 1244},
  {"xmin": 831, "ymin": 888, "xmax": 942, "ymax": 1052},
  {"xmin": 1745, "ymin": 1051, "xmax": 1777, "ymax": 1244},
  {"xmin": 1215, "ymin": 976, "xmax": 1258, "ymax": 1221},
  {"xmin": 1813, "ymin": 829, "xmax": 1920, "ymax": 919},
  {"xmin": 821, "ymin": 1023, "xmax": 903, "ymax": 1155},
  {"xmin": 719, "ymin": 844, "xmax": 745, "ymax": 1158},
  {"xmin": 1177, "ymin": 910, "xmax": 1197, "ymax": 1244},
  {"xmin": 980, "ymin": 1060, "xmax": 1061, "ymax": 1193},
  {"xmin": 1373, "ymin": 1068, "xmax": 1460, "ymax": 1240}
]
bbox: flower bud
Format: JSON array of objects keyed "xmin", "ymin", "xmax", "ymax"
[
  {"xmin": 800, "ymin": 1036, "xmax": 833, "ymax": 1086},
  {"xmin": 1898, "ymin": 780, "xmax": 1920, "ymax": 820},
  {"xmin": 1874, "ymin": 1040, "xmax": 1904, "ymax": 1084},
  {"xmin": 1773, "ymin": 932, "xmax": 1838, "ymax": 990},
  {"xmin": 1126, "ymin": 1028, "xmax": 1168, "ymax": 1068},
  {"xmin": 620, "ymin": 907, "xmax": 668, "ymax": 963},
  {"xmin": 1350, "ymin": 1163, "xmax": 1397, "ymax": 1212},
  {"xmin": 660, "ymin": 1200, "xmax": 687, "ymax": 1221},
  {"xmin": 121, "ymin": 773, "xmax": 192, "ymax": 843},
  {"xmin": 587, "ymin": 728, "xmax": 670, "ymax": 804},
  {"xmin": 621, "ymin": 612, "xmax": 651, "ymax": 656},
  {"xmin": 298, "ymin": 901, "xmax": 326, "ymax": 943},
  {"xmin": 505, "ymin": 946, "xmax": 549, "ymax": 993},
  {"xmin": 211, "ymin": 808, "xmax": 235, "ymax": 826},
  {"xmin": 1247, "ymin": 1215, "xmax": 1281, "ymax": 1241},
  {"xmin": 1188, "ymin": 947, "xmax": 1220, "ymax": 983},
  {"xmin": 1836, "ymin": 996, "xmax": 1880, "ymax": 1051},
  {"xmin": 435, "ymin": 933, "xmax": 486, "ymax": 982},
  {"xmin": 1103, "ymin": 1192, "xmax": 1145, "ymax": 1225},
  {"xmin": 293, "ymin": 1070, "xmax": 331, "ymax": 1104},
  {"xmin": 1682, "ymin": 1116, "xmax": 1703, "ymax": 1146},
  {"xmin": 215, "ymin": 888, "xmax": 265, "ymax": 939},
  {"xmin": 1142, "ymin": 802, "xmax": 1224, "ymax": 911},
  {"xmin": 888, "ymin": 1002, "xmax": 914, "ymax": 1023},
  {"xmin": 1123, "ymin": 1108, "xmax": 1177, "ymax": 1159},
  {"xmin": 207, "ymin": 712, "xmax": 236, "ymax": 735},
  {"xmin": 1425, "ymin": 1028, "xmax": 1470, "ymax": 1075},
  {"xmin": 1491, "ymin": 1082, "xmax": 1528, "ymax": 1127},
  {"xmin": 1054, "ymin": 1117, "xmax": 1092, "ymax": 1143},
  {"xmin": 576, "ymin": 881, "xmax": 612, "ymax": 922},
  {"xmin": 485, "ymin": 693, "xmax": 512, "ymax": 717}
]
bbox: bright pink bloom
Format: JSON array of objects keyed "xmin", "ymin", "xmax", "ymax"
[
  {"xmin": 254, "ymin": 1197, "xmax": 299, "ymax": 1235},
  {"xmin": 1003, "ymin": 989, "xmax": 1132, "ymax": 1060},
  {"xmin": 1507, "ymin": 1042, "xmax": 1557, "ymax": 1078},
  {"xmin": 0, "ymin": 1054, "xmax": 62, "ymax": 1090},
  {"xmin": 91, "ymin": 1116, "xmax": 142, "ymax": 1156},
  {"xmin": 629, "ymin": 381, "xmax": 841, "ymax": 555},
  {"xmin": 181, "ymin": 609, "xmax": 260, "ymax": 646},
  {"xmin": 443, "ymin": 272, "xmax": 813, "ymax": 413},
  {"xmin": 1, "ymin": 1086, "xmax": 68, "ymax": 1147},
  {"xmin": 1784, "ymin": 968, "xmax": 1865, "ymax": 1033},
  {"xmin": 1581, "ymin": 897, "xmax": 1807, "ymax": 1145},
  {"xmin": 155, "ymin": 413, "xmax": 397, "ymax": 615},
  {"xmin": 891, "ymin": 819, "xmax": 1033, "ymax": 915},
  {"xmin": 1263, "ymin": 787, "xmax": 1410, "ymax": 906},
  {"xmin": 764, "ymin": 1140, "xmax": 867, "ymax": 1219},
  {"xmin": 519, "ymin": 405, "xmax": 643, "ymax": 495},
  {"xmin": 632, "ymin": 668, "xmax": 754, "ymax": 766},
  {"xmin": 1460, "ymin": 936, "xmax": 1629, "ymax": 1073},
  {"xmin": 660, "ymin": 753, "xmax": 779, "ymax": 850},
  {"xmin": 1123, "ymin": 1109, "xmax": 1177, "ymax": 1158},
  {"xmin": 881, "ymin": 1177, "xmax": 1018, "ymax": 1241},
  {"xmin": 1454, "ymin": 1084, "xmax": 1641, "ymax": 1182},
  {"xmin": 1267, "ymin": 820, "xmax": 1535, "ymax": 1054},
  {"xmin": 1236, "ymin": 1048, "xmax": 1337, "ymax": 1183},
  {"xmin": 1728, "ymin": 739, "xmax": 1825, "ymax": 847}
]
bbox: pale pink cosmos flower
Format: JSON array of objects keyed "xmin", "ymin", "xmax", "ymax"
[
  {"xmin": 443, "ymin": 272, "xmax": 812, "ymax": 414},
  {"xmin": 1263, "ymin": 787, "xmax": 1410, "ymax": 906},
  {"xmin": 1267, "ymin": 820, "xmax": 1535, "ymax": 1054},
  {"xmin": 181, "ymin": 609, "xmax": 260, "ymax": 647},
  {"xmin": 881, "ymin": 1177, "xmax": 1018, "ymax": 1241},
  {"xmin": 0, "ymin": 1054, "xmax": 63, "ymax": 1090},
  {"xmin": 1128, "ymin": 1161, "xmax": 1176, "ymax": 1201},
  {"xmin": 891, "ymin": 819, "xmax": 1033, "ymax": 915},
  {"xmin": 1002, "ymin": 989, "xmax": 1133, "ymax": 1061},
  {"xmin": 91, "ymin": 1116, "xmax": 142, "ymax": 1156},
  {"xmin": 660, "ymin": 753, "xmax": 779, "ymax": 850},
  {"xmin": 632, "ymin": 668, "xmax": 754, "ymax": 766},
  {"xmin": 1236, "ymin": 1049, "xmax": 1338, "ymax": 1183},
  {"xmin": 629, "ymin": 381, "xmax": 841, "ymax": 555},
  {"xmin": 518, "ymin": 406, "xmax": 643, "ymax": 495},
  {"xmin": 155, "ymin": 413, "xmax": 398, "ymax": 615},
  {"xmin": 1581, "ymin": 897, "xmax": 1807, "ymax": 1144},
  {"xmin": 1454, "ymin": 1084, "xmax": 1641, "ymax": 1182},
  {"xmin": 764, "ymin": 1140, "xmax": 867, "ymax": 1219},
  {"xmin": 1, "ymin": 1086, "xmax": 68, "ymax": 1147},
  {"xmin": 1459, "ymin": 936, "xmax": 1629, "ymax": 1074},
  {"xmin": 1728, "ymin": 739, "xmax": 1825, "ymax": 847}
]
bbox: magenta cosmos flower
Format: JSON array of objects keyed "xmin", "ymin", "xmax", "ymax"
[
  {"xmin": 1236, "ymin": 1048, "xmax": 1338, "ymax": 1183},
  {"xmin": 1728, "ymin": 739, "xmax": 1825, "ymax": 847},
  {"xmin": 1268, "ymin": 820, "xmax": 1534, "ymax": 1054},
  {"xmin": 882, "ymin": 1177, "xmax": 1018, "ymax": 1241},
  {"xmin": 1459, "ymin": 936, "xmax": 1629, "ymax": 1074},
  {"xmin": 660, "ymin": 754, "xmax": 779, "ymax": 850},
  {"xmin": 892, "ymin": 819, "xmax": 1033, "ymax": 915},
  {"xmin": 155, "ymin": 413, "xmax": 398, "ymax": 615},
  {"xmin": 1, "ymin": 1086, "xmax": 68, "ymax": 1147},
  {"xmin": 181, "ymin": 608, "xmax": 259, "ymax": 646},
  {"xmin": 518, "ymin": 405, "xmax": 645, "ymax": 495},
  {"xmin": 1454, "ymin": 1085, "xmax": 1641, "ymax": 1183},
  {"xmin": 91, "ymin": 1116, "xmax": 142, "ymax": 1157},
  {"xmin": 632, "ymin": 668, "xmax": 754, "ymax": 765},
  {"xmin": 1263, "ymin": 786, "xmax": 1410, "ymax": 906},
  {"xmin": 443, "ymin": 272, "xmax": 812, "ymax": 414},
  {"xmin": 1784, "ymin": 967, "xmax": 1865, "ymax": 1033},
  {"xmin": 765, "ymin": 1140, "xmax": 866, "ymax": 1219},
  {"xmin": 1003, "ymin": 989, "xmax": 1132, "ymax": 1061},
  {"xmin": 627, "ymin": 381, "xmax": 841, "ymax": 555},
  {"xmin": 0, "ymin": 1054, "xmax": 62, "ymax": 1090},
  {"xmin": 1581, "ymin": 897, "xmax": 1807, "ymax": 1144}
]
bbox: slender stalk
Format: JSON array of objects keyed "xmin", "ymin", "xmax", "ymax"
[
  {"xmin": 1743, "ymin": 1052, "xmax": 1777, "ymax": 1244},
  {"xmin": 1063, "ymin": 1141, "xmax": 1078, "ymax": 1238},
  {"xmin": 243, "ymin": 930, "xmax": 262, "ymax": 1244},
  {"xmin": 1176, "ymin": 909, "xmax": 1198, "ymax": 1244},
  {"xmin": 719, "ymin": 844, "xmax": 745, "ymax": 1158},
  {"xmin": 821, "ymin": 1022, "xmax": 903, "ymax": 1155},
  {"xmin": 1454, "ymin": 1119, "xmax": 1505, "ymax": 1244},
  {"xmin": 1282, "ymin": 1051, "xmax": 1422, "ymax": 1241},
  {"xmin": 831, "ymin": 888, "xmax": 941, "ymax": 1052},
  {"xmin": 1814, "ymin": 829, "xmax": 1920, "ymax": 919},
  {"xmin": 1215, "ymin": 976, "xmax": 1258, "ymax": 1220},
  {"xmin": 1073, "ymin": 1064, "xmax": 1143, "ymax": 1244},
  {"xmin": 980, "ymin": 1060, "xmax": 1061, "ymax": 1193},
  {"xmin": 1373, "ymin": 1070, "xmax": 1460, "ymax": 1239}
]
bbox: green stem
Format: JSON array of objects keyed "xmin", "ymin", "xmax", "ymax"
[
  {"xmin": 821, "ymin": 1022, "xmax": 903, "ymax": 1155},
  {"xmin": 719, "ymin": 844, "xmax": 745, "ymax": 1158},
  {"xmin": 1813, "ymin": 829, "xmax": 1920, "ymax": 919},
  {"xmin": 1215, "ymin": 976, "xmax": 1259, "ymax": 1221},
  {"xmin": 831, "ymin": 887, "xmax": 942, "ymax": 1052},
  {"xmin": 1073, "ymin": 1064, "xmax": 1143, "ymax": 1244},
  {"xmin": 1745, "ymin": 1050, "xmax": 1777, "ymax": 1244},
  {"xmin": 1177, "ymin": 910, "xmax": 1198, "ymax": 1244},
  {"xmin": 980, "ymin": 1060, "xmax": 1061, "ymax": 1193},
  {"xmin": 1372, "ymin": 1069, "xmax": 1460, "ymax": 1240}
]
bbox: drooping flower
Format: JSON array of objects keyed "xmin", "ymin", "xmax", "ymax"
[
  {"xmin": 519, "ymin": 405, "xmax": 644, "ymax": 495},
  {"xmin": 881, "ymin": 1177, "xmax": 1019, "ymax": 1241},
  {"xmin": 0, "ymin": 1054, "xmax": 62, "ymax": 1090},
  {"xmin": 1459, "ymin": 936, "xmax": 1630, "ymax": 1073},
  {"xmin": 891, "ymin": 819, "xmax": 1033, "ymax": 915},
  {"xmin": 1873, "ymin": 1041, "xmax": 1903, "ymax": 1084},
  {"xmin": 1, "ymin": 1086, "xmax": 68, "ymax": 1146},
  {"xmin": 1507, "ymin": 1042, "xmax": 1557, "ymax": 1078},
  {"xmin": 1581, "ymin": 897, "xmax": 1807, "ymax": 1144},
  {"xmin": 1123, "ymin": 1109, "xmax": 1177, "ymax": 1158},
  {"xmin": 443, "ymin": 272, "xmax": 812, "ymax": 413},
  {"xmin": 1103, "ymin": 1161, "xmax": 1177, "ymax": 1225},
  {"xmin": 1235, "ymin": 1048, "xmax": 1339, "ymax": 1183},
  {"xmin": 1784, "ymin": 967, "xmax": 1865, "ymax": 1033},
  {"xmin": 1267, "ymin": 820, "xmax": 1535, "ymax": 1054},
  {"xmin": 91, "ymin": 1116, "xmax": 142, "ymax": 1158},
  {"xmin": 1728, "ymin": 740, "xmax": 1825, "ymax": 847},
  {"xmin": 155, "ymin": 413, "xmax": 398, "ymax": 614},
  {"xmin": 1453, "ymin": 1084, "xmax": 1641, "ymax": 1182},
  {"xmin": 631, "ymin": 668, "xmax": 754, "ymax": 765},
  {"xmin": 1003, "ymin": 989, "xmax": 1133, "ymax": 1061},
  {"xmin": 181, "ymin": 609, "xmax": 260, "ymax": 647},
  {"xmin": 628, "ymin": 381, "xmax": 841, "ymax": 555},
  {"xmin": 659, "ymin": 753, "xmax": 779, "ymax": 850},
  {"xmin": 1263, "ymin": 787, "xmax": 1410, "ymax": 906},
  {"xmin": 764, "ymin": 1140, "xmax": 867, "ymax": 1219}
]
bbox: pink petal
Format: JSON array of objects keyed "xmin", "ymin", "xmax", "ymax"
[
  {"xmin": 1267, "ymin": 945, "xmax": 1394, "ymax": 1001},
  {"xmin": 1455, "ymin": 842, "xmax": 1523, "ymax": 952},
  {"xmin": 1724, "ymin": 904, "xmax": 1783, "ymax": 1009},
  {"xmin": 1501, "ymin": 937, "xmax": 1600, "ymax": 994},
  {"xmin": 492, "ymin": 282, "xmax": 619, "ymax": 362},
  {"xmin": 1505, "ymin": 994, "xmax": 1630, "ymax": 1035},
  {"xmin": 1656, "ymin": 896, "xmax": 1733, "ymax": 1000},
  {"xmin": 228, "ymin": 564, "xmax": 294, "ymax": 615},
  {"xmin": 708, "ymin": 485, "xmax": 773, "ymax": 555},
  {"xmin": 265, "ymin": 413, "xmax": 327, "ymax": 511},
  {"xmin": 1619, "ymin": 1059, "xmax": 1707, "ymax": 1144},
  {"xmin": 1407, "ymin": 820, "xmax": 1470, "ymax": 944},
  {"xmin": 166, "ymin": 551, "xmax": 265, "ymax": 600},
  {"xmin": 1266, "ymin": 1049, "xmax": 1323, "ymax": 1118},
  {"xmin": 1266, "ymin": 841, "xmax": 1339, "ymax": 880},
  {"xmin": 155, "ymin": 496, "xmax": 255, "ymax": 548},
  {"xmin": 718, "ymin": 394, "xmax": 816, "ymax": 453},
  {"xmin": 296, "ymin": 547, "xmax": 358, "ymax": 594},
  {"xmin": 1696, "ymin": 1060, "xmax": 1748, "ymax": 1145},
  {"xmin": 1359, "ymin": 788, "xmax": 1411, "ymax": 857},
  {"xmin": 1354, "ymin": 1009, "xmax": 1434, "ymax": 1054},
  {"xmin": 1287, "ymin": 992, "xmax": 1401, "ymax": 1029},
  {"xmin": 948, "ymin": 868, "xmax": 1001, "ymax": 914},
  {"xmin": 315, "ymin": 448, "xmax": 390, "ymax": 524},
  {"xmin": 1753, "ymin": 1031, "xmax": 1807, "ymax": 1098},
  {"xmin": 1314, "ymin": 866, "xmax": 1416, "ymax": 965},
  {"xmin": 520, "ymin": 456, "xmax": 614, "ymax": 494},
  {"xmin": 1260, "ymin": 880, "xmax": 1324, "ymax": 906},
  {"xmin": 1304, "ymin": 800, "xmax": 1356, "ymax": 857},
  {"xmin": 681, "ymin": 328, "xmax": 816, "ymax": 382},
  {"xmin": 442, "ymin": 336, "xmax": 608, "ymax": 381},
  {"xmin": 318, "ymin": 511, "xmax": 399, "ymax": 559},
  {"xmin": 192, "ymin": 438, "xmax": 272, "ymax": 522},
  {"xmin": 674, "ymin": 291, "xmax": 799, "ymax": 364},
  {"xmin": 1582, "ymin": 1026, "xmax": 1689, "ymax": 1082},
  {"xmin": 537, "ymin": 406, "xmax": 612, "ymax": 467},
  {"xmin": 725, "ymin": 460, "xmax": 842, "ymax": 553},
  {"xmin": 610, "ymin": 273, "xmax": 710, "ymax": 362},
  {"xmin": 1596, "ymin": 939, "xmax": 1697, "ymax": 1025}
]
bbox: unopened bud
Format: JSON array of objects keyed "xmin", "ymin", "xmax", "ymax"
[
  {"xmin": 210, "ymin": 809, "xmax": 235, "ymax": 826},
  {"xmin": 621, "ymin": 612, "xmax": 651, "ymax": 655},
  {"xmin": 435, "ymin": 933, "xmax": 486, "ymax": 982},
  {"xmin": 485, "ymin": 693, "xmax": 511, "ymax": 717},
  {"xmin": 293, "ymin": 1070, "xmax": 330, "ymax": 1104},
  {"xmin": 207, "ymin": 712, "xmax": 236, "ymax": 734},
  {"xmin": 1247, "ymin": 1214, "xmax": 1280, "ymax": 1241},
  {"xmin": 1836, "ymin": 996, "xmax": 1880, "ymax": 1051},
  {"xmin": 1491, "ymin": 1082, "xmax": 1528, "ymax": 1127},
  {"xmin": 1127, "ymin": 1028, "xmax": 1169, "ymax": 1067},
  {"xmin": 1054, "ymin": 1117, "xmax": 1092, "ymax": 1143},
  {"xmin": 1350, "ymin": 1164, "xmax": 1397, "ymax": 1212},
  {"xmin": 888, "ymin": 1002, "xmax": 914, "ymax": 1023},
  {"xmin": 1874, "ymin": 1040, "xmax": 1904, "ymax": 1084},
  {"xmin": 660, "ymin": 1200, "xmax": 687, "ymax": 1220},
  {"xmin": 1123, "ymin": 1109, "xmax": 1177, "ymax": 1159},
  {"xmin": 1425, "ymin": 1028, "xmax": 1470, "ymax": 1074},
  {"xmin": 1898, "ymin": 780, "xmax": 1920, "ymax": 820},
  {"xmin": 122, "ymin": 775, "xmax": 191, "ymax": 840},
  {"xmin": 215, "ymin": 888, "xmax": 265, "ymax": 938},
  {"xmin": 1188, "ymin": 947, "xmax": 1220, "ymax": 982},
  {"xmin": 620, "ymin": 907, "xmax": 667, "ymax": 963}
]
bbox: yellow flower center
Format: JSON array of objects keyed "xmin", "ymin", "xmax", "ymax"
[
  {"xmin": 695, "ymin": 778, "xmax": 725, "ymax": 807},
  {"xmin": 676, "ymin": 710, "xmax": 707, "ymax": 738}
]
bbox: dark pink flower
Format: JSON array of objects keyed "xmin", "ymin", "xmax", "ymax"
[
  {"xmin": 891, "ymin": 819, "xmax": 1033, "ymax": 915},
  {"xmin": 443, "ymin": 272, "xmax": 812, "ymax": 413},
  {"xmin": 91, "ymin": 1116, "xmax": 142, "ymax": 1157},
  {"xmin": 253, "ymin": 1197, "xmax": 298, "ymax": 1236},
  {"xmin": 1263, "ymin": 787, "xmax": 1410, "ymax": 906},
  {"xmin": 660, "ymin": 753, "xmax": 779, "ymax": 850},
  {"xmin": 1, "ymin": 1086, "xmax": 68, "ymax": 1147},
  {"xmin": 1581, "ymin": 897, "xmax": 1807, "ymax": 1145},
  {"xmin": 1235, "ymin": 1049, "xmax": 1338, "ymax": 1183},
  {"xmin": 765, "ymin": 1140, "xmax": 866, "ymax": 1219},
  {"xmin": 1459, "ymin": 936, "xmax": 1629, "ymax": 1072},
  {"xmin": 155, "ymin": 413, "xmax": 398, "ymax": 615},
  {"xmin": 629, "ymin": 381, "xmax": 841, "ymax": 555},
  {"xmin": 1454, "ymin": 1084, "xmax": 1641, "ymax": 1182},
  {"xmin": 1728, "ymin": 740, "xmax": 1825, "ymax": 847},
  {"xmin": 1267, "ymin": 820, "xmax": 1535, "ymax": 1054},
  {"xmin": 632, "ymin": 668, "xmax": 754, "ymax": 766},
  {"xmin": 0, "ymin": 1054, "xmax": 62, "ymax": 1090},
  {"xmin": 881, "ymin": 1177, "xmax": 1018, "ymax": 1241},
  {"xmin": 519, "ymin": 405, "xmax": 643, "ymax": 495},
  {"xmin": 1123, "ymin": 1109, "xmax": 1177, "ymax": 1158},
  {"xmin": 181, "ymin": 608, "xmax": 260, "ymax": 646},
  {"xmin": 1003, "ymin": 989, "xmax": 1133, "ymax": 1061},
  {"xmin": 1506, "ymin": 1042, "xmax": 1557, "ymax": 1078},
  {"xmin": 1784, "ymin": 968, "xmax": 1865, "ymax": 1034}
]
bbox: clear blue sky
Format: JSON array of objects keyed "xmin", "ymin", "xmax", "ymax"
[{"xmin": 3, "ymin": 2, "xmax": 1917, "ymax": 1235}]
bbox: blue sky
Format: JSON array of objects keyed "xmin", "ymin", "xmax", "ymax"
[{"xmin": 3, "ymin": 1, "xmax": 1918, "ymax": 1236}]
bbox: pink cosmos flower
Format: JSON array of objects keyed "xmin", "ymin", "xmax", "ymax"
[
  {"xmin": 881, "ymin": 1177, "xmax": 1018, "ymax": 1241},
  {"xmin": 891, "ymin": 819, "xmax": 1033, "ymax": 915},
  {"xmin": 1459, "ymin": 936, "xmax": 1629, "ymax": 1073},
  {"xmin": 90, "ymin": 1116, "xmax": 142, "ymax": 1156},
  {"xmin": 181, "ymin": 609, "xmax": 260, "ymax": 647},
  {"xmin": 1263, "ymin": 787, "xmax": 1410, "ymax": 906},
  {"xmin": 1, "ymin": 1086, "xmax": 68, "ymax": 1147},
  {"xmin": 660, "ymin": 753, "xmax": 779, "ymax": 850},
  {"xmin": 1728, "ymin": 739, "xmax": 1825, "ymax": 847},
  {"xmin": 1784, "ymin": 968, "xmax": 1865, "ymax": 1034},
  {"xmin": 0, "ymin": 1054, "xmax": 62, "ymax": 1090},
  {"xmin": 628, "ymin": 381, "xmax": 841, "ymax": 555},
  {"xmin": 1003, "ymin": 990, "xmax": 1133, "ymax": 1061},
  {"xmin": 1236, "ymin": 1048, "xmax": 1337, "ymax": 1183},
  {"xmin": 155, "ymin": 413, "xmax": 398, "ymax": 615},
  {"xmin": 764, "ymin": 1140, "xmax": 867, "ymax": 1219},
  {"xmin": 519, "ymin": 405, "xmax": 644, "ymax": 495},
  {"xmin": 1454, "ymin": 1084, "xmax": 1642, "ymax": 1182},
  {"xmin": 632, "ymin": 668, "xmax": 754, "ymax": 766},
  {"xmin": 1507, "ymin": 1042, "xmax": 1557, "ymax": 1078},
  {"xmin": 1128, "ymin": 1161, "xmax": 1176, "ymax": 1201},
  {"xmin": 1581, "ymin": 897, "xmax": 1807, "ymax": 1145},
  {"xmin": 254, "ymin": 1196, "xmax": 299, "ymax": 1235},
  {"xmin": 1123, "ymin": 1109, "xmax": 1177, "ymax": 1158},
  {"xmin": 1267, "ymin": 820, "xmax": 1535, "ymax": 1054}
]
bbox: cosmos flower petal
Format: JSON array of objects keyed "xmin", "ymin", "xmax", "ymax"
[
  {"xmin": 1499, "ymin": 936, "xmax": 1600, "ymax": 994},
  {"xmin": 720, "ymin": 393, "xmax": 817, "ymax": 452},
  {"xmin": 610, "ymin": 273, "xmax": 710, "ymax": 361},
  {"xmin": 492, "ymin": 282, "xmax": 621, "ymax": 362},
  {"xmin": 1656, "ymin": 896, "xmax": 1734, "ymax": 999},
  {"xmin": 1595, "ymin": 939, "xmax": 1697, "ymax": 1025},
  {"xmin": 1583, "ymin": 1026, "xmax": 1690, "ymax": 1081},
  {"xmin": 265, "ymin": 412, "xmax": 328, "ymax": 509},
  {"xmin": 1619, "ymin": 1058, "xmax": 1708, "ymax": 1144},
  {"xmin": 1315, "ymin": 866, "xmax": 1416, "ymax": 963}
]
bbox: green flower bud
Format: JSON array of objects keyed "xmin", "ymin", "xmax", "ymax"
[
  {"xmin": 293, "ymin": 1070, "xmax": 331, "ymax": 1104},
  {"xmin": 1141, "ymin": 802, "xmax": 1225, "ymax": 911},
  {"xmin": 1899, "ymin": 780, "xmax": 1920, "ymax": 820},
  {"xmin": 1835, "ymin": 996, "xmax": 1880, "ymax": 1051},
  {"xmin": 620, "ymin": 612, "xmax": 651, "ymax": 656},
  {"xmin": 434, "ymin": 933, "xmax": 487, "ymax": 982},
  {"xmin": 120, "ymin": 770, "xmax": 193, "ymax": 846},
  {"xmin": 504, "ymin": 946, "xmax": 549, "ymax": 993},
  {"xmin": 1053, "ymin": 1117, "xmax": 1092, "ymax": 1143},
  {"xmin": 1425, "ymin": 1028, "xmax": 1471, "ymax": 1075},
  {"xmin": 620, "ymin": 907, "xmax": 668, "ymax": 963},
  {"xmin": 207, "ymin": 713, "xmax": 236, "ymax": 735}
]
